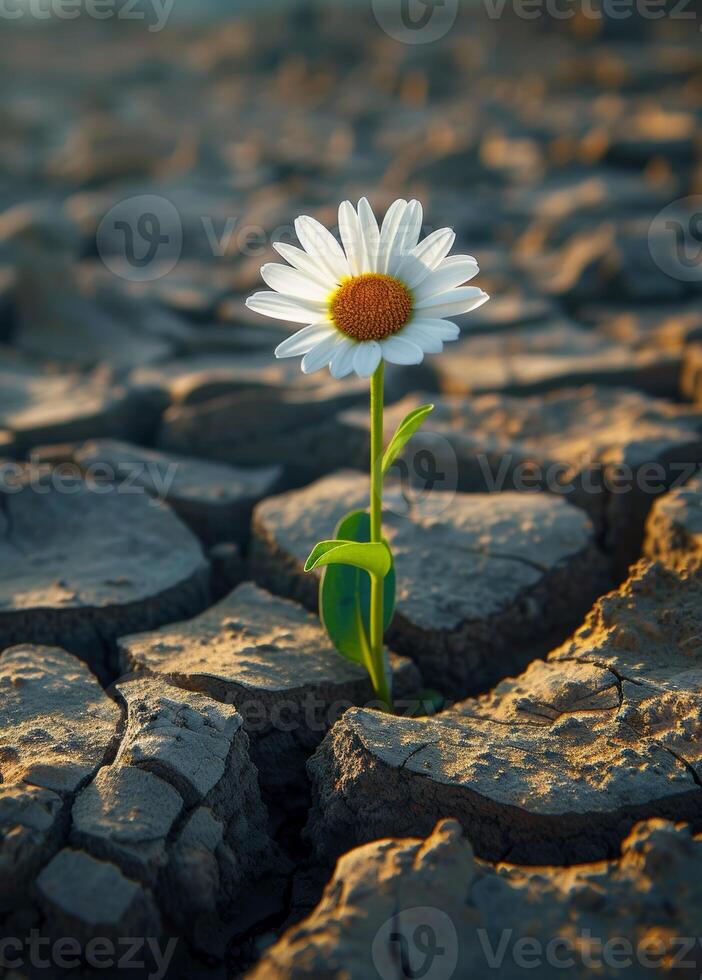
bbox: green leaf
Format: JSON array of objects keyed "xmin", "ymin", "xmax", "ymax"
[
  {"xmin": 319, "ymin": 510, "xmax": 396, "ymax": 665},
  {"xmin": 304, "ymin": 540, "xmax": 346, "ymax": 568},
  {"xmin": 381, "ymin": 403, "xmax": 434, "ymax": 476},
  {"xmin": 304, "ymin": 539, "xmax": 391, "ymax": 578}
]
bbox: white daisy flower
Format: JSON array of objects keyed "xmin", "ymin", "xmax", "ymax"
[{"xmin": 245, "ymin": 198, "xmax": 489, "ymax": 379}]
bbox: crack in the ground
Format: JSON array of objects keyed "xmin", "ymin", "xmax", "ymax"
[
  {"xmin": 448, "ymin": 544, "xmax": 552, "ymax": 575},
  {"xmin": 400, "ymin": 741, "xmax": 436, "ymax": 768},
  {"xmin": 620, "ymin": 716, "xmax": 702, "ymax": 791},
  {"xmin": 397, "ymin": 732, "xmax": 540, "ymax": 766},
  {"xmin": 532, "ymin": 702, "xmax": 621, "ymax": 723},
  {"xmin": 542, "ymin": 663, "xmax": 702, "ymax": 790},
  {"xmin": 517, "ymin": 677, "xmax": 621, "ymax": 717},
  {"xmin": 658, "ymin": 743, "xmax": 702, "ymax": 790},
  {"xmin": 554, "ymin": 656, "xmax": 657, "ymax": 713}
]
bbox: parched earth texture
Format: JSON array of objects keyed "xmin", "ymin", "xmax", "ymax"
[{"xmin": 1, "ymin": 6, "xmax": 701, "ymax": 980}]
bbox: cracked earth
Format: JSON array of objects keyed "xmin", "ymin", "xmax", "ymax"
[{"xmin": 0, "ymin": 5, "xmax": 701, "ymax": 979}]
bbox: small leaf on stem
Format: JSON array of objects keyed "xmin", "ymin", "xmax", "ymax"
[
  {"xmin": 304, "ymin": 539, "xmax": 392, "ymax": 578},
  {"xmin": 381, "ymin": 403, "xmax": 434, "ymax": 476}
]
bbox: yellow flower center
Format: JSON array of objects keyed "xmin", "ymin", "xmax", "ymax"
[{"xmin": 330, "ymin": 273, "xmax": 413, "ymax": 342}]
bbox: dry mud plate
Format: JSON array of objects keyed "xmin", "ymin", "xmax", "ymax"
[
  {"xmin": 118, "ymin": 581, "xmax": 420, "ymax": 808},
  {"xmin": 251, "ymin": 471, "xmax": 609, "ymax": 695},
  {"xmin": 0, "ymin": 358, "xmax": 164, "ymax": 451},
  {"xmin": 72, "ymin": 439, "xmax": 282, "ymax": 546},
  {"xmin": 250, "ymin": 818, "xmax": 702, "ymax": 980},
  {"xmin": 306, "ymin": 560, "xmax": 702, "ymax": 865},
  {"xmin": 428, "ymin": 321, "xmax": 680, "ymax": 399},
  {"xmin": 0, "ymin": 476, "xmax": 210, "ymax": 675},
  {"xmin": 334, "ymin": 386, "xmax": 702, "ymax": 566},
  {"xmin": 645, "ymin": 472, "xmax": 702, "ymax": 568},
  {"xmin": 1, "ymin": 644, "xmax": 277, "ymax": 970},
  {"xmin": 0, "ymin": 645, "xmax": 121, "ymax": 915}
]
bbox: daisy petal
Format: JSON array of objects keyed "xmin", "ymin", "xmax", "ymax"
[
  {"xmin": 415, "ymin": 287, "xmax": 490, "ymax": 318},
  {"xmin": 338, "ymin": 201, "xmax": 366, "ymax": 276},
  {"xmin": 301, "ymin": 334, "xmax": 343, "ymax": 374},
  {"xmin": 274, "ymin": 322, "xmax": 335, "ymax": 358},
  {"xmin": 413, "ymin": 256, "xmax": 480, "ymax": 301},
  {"xmin": 295, "ymin": 215, "xmax": 350, "ymax": 281},
  {"xmin": 329, "ymin": 337, "xmax": 357, "ymax": 378},
  {"xmin": 357, "ymin": 197, "xmax": 380, "ymax": 273},
  {"xmin": 380, "ymin": 335, "xmax": 425, "ymax": 365},
  {"xmin": 401, "ymin": 322, "xmax": 444, "ymax": 354},
  {"xmin": 246, "ymin": 291, "xmax": 327, "ymax": 324},
  {"xmin": 411, "ymin": 318, "xmax": 461, "ymax": 341},
  {"xmin": 261, "ymin": 263, "xmax": 331, "ymax": 302},
  {"xmin": 376, "ymin": 199, "xmax": 407, "ymax": 274},
  {"xmin": 388, "ymin": 199, "xmax": 423, "ymax": 274},
  {"xmin": 396, "ymin": 228, "xmax": 456, "ymax": 287},
  {"xmin": 353, "ymin": 341, "xmax": 382, "ymax": 378},
  {"xmin": 272, "ymin": 243, "xmax": 338, "ymax": 289}
]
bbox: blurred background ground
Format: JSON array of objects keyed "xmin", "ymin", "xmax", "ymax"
[{"xmin": 0, "ymin": 0, "xmax": 700, "ymax": 387}]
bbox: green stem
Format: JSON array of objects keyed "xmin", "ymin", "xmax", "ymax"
[{"xmin": 369, "ymin": 361, "xmax": 392, "ymax": 710}]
